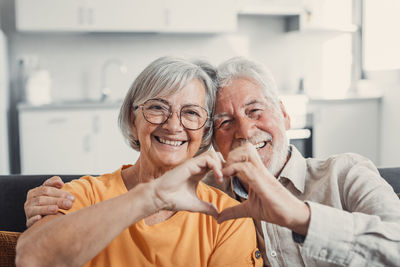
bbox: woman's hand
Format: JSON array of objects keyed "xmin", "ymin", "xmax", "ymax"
[
  {"xmin": 24, "ymin": 176, "xmax": 75, "ymax": 228},
  {"xmin": 151, "ymin": 151, "xmax": 225, "ymax": 218}
]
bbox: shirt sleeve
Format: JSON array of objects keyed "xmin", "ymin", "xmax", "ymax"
[
  {"xmin": 58, "ymin": 176, "xmax": 95, "ymax": 214},
  {"xmin": 299, "ymin": 159, "xmax": 400, "ymax": 266}
]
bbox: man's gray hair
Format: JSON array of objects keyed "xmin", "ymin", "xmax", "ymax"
[
  {"xmin": 217, "ymin": 57, "xmax": 280, "ymax": 108},
  {"xmin": 119, "ymin": 56, "xmax": 217, "ymax": 155}
]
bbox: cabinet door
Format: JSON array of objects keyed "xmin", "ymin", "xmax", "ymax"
[
  {"xmin": 164, "ymin": 0, "xmax": 237, "ymax": 33},
  {"xmin": 16, "ymin": 0, "xmax": 164, "ymax": 32},
  {"xmin": 16, "ymin": 0, "xmax": 81, "ymax": 31},
  {"xmin": 94, "ymin": 108, "xmax": 139, "ymax": 174},
  {"xmin": 300, "ymin": 0, "xmax": 355, "ymax": 31},
  {"xmin": 87, "ymin": 0, "xmax": 164, "ymax": 32},
  {"xmin": 19, "ymin": 109, "xmax": 96, "ymax": 174}
]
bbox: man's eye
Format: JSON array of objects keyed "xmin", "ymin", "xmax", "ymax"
[
  {"xmin": 247, "ymin": 108, "xmax": 264, "ymax": 118},
  {"xmin": 215, "ymin": 119, "xmax": 232, "ymax": 129}
]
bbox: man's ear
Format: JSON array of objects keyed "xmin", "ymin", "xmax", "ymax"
[{"xmin": 279, "ymin": 100, "xmax": 291, "ymax": 130}]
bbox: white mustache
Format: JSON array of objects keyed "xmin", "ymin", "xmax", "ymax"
[{"xmin": 232, "ymin": 132, "xmax": 272, "ymax": 150}]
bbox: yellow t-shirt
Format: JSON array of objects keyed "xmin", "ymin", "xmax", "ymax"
[{"xmin": 60, "ymin": 166, "xmax": 263, "ymax": 267}]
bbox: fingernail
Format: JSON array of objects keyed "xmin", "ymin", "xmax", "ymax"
[
  {"xmin": 67, "ymin": 195, "xmax": 75, "ymax": 201},
  {"xmin": 64, "ymin": 200, "xmax": 72, "ymax": 207},
  {"xmin": 48, "ymin": 206, "xmax": 58, "ymax": 212}
]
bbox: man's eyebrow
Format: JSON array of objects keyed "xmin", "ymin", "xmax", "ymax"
[{"xmin": 245, "ymin": 100, "xmax": 265, "ymax": 106}]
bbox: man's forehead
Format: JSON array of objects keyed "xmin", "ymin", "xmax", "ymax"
[{"xmin": 214, "ymin": 98, "xmax": 270, "ymax": 118}]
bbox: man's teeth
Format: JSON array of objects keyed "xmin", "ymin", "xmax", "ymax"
[
  {"xmin": 254, "ymin": 141, "xmax": 267, "ymax": 149},
  {"xmin": 158, "ymin": 137, "xmax": 184, "ymax": 146}
]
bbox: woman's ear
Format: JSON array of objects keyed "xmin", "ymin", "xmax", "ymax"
[{"xmin": 130, "ymin": 109, "xmax": 138, "ymax": 140}]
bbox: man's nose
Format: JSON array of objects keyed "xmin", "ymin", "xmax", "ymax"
[{"xmin": 234, "ymin": 116, "xmax": 255, "ymax": 140}]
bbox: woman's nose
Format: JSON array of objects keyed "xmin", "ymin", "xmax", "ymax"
[{"xmin": 163, "ymin": 110, "xmax": 183, "ymax": 131}]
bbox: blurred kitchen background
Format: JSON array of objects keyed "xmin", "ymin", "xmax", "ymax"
[{"xmin": 0, "ymin": 0, "xmax": 399, "ymax": 175}]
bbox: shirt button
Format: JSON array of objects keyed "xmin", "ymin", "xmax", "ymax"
[
  {"xmin": 255, "ymin": 250, "xmax": 261, "ymax": 259},
  {"xmin": 270, "ymin": 250, "xmax": 277, "ymax": 257},
  {"xmin": 319, "ymin": 249, "xmax": 328, "ymax": 258}
]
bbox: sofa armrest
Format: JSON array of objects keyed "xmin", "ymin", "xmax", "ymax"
[{"xmin": 0, "ymin": 231, "xmax": 21, "ymax": 267}]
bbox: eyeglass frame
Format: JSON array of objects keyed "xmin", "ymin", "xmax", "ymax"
[{"xmin": 132, "ymin": 98, "xmax": 211, "ymax": 131}]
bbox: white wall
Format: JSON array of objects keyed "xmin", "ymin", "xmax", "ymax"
[{"xmin": 367, "ymin": 71, "xmax": 400, "ymax": 167}]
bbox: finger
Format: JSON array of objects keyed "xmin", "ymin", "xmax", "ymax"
[
  {"xmin": 28, "ymin": 185, "xmax": 75, "ymax": 201},
  {"xmin": 191, "ymin": 152, "xmax": 224, "ymax": 180},
  {"xmin": 192, "ymin": 200, "xmax": 219, "ymax": 219},
  {"xmin": 25, "ymin": 196, "xmax": 73, "ymax": 218},
  {"xmin": 225, "ymin": 143, "xmax": 260, "ymax": 166},
  {"xmin": 25, "ymin": 204, "xmax": 60, "ymax": 219},
  {"xmin": 43, "ymin": 176, "xmax": 64, "ymax": 189},
  {"xmin": 26, "ymin": 215, "xmax": 42, "ymax": 228},
  {"xmin": 217, "ymin": 203, "xmax": 249, "ymax": 224}
]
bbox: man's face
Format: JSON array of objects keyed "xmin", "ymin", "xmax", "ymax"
[{"xmin": 213, "ymin": 78, "xmax": 290, "ymax": 176}]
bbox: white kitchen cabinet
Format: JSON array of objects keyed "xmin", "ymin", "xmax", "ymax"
[
  {"xmin": 238, "ymin": 0, "xmax": 303, "ymax": 16},
  {"xmin": 164, "ymin": 0, "xmax": 236, "ymax": 33},
  {"xmin": 297, "ymin": 0, "xmax": 357, "ymax": 32},
  {"xmin": 19, "ymin": 105, "xmax": 139, "ymax": 174},
  {"xmin": 309, "ymin": 97, "xmax": 381, "ymax": 165},
  {"xmin": 16, "ymin": 0, "xmax": 164, "ymax": 32},
  {"xmin": 15, "ymin": 0, "xmax": 236, "ymax": 33}
]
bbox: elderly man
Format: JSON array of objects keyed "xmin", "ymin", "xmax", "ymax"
[{"xmin": 24, "ymin": 57, "xmax": 400, "ymax": 266}]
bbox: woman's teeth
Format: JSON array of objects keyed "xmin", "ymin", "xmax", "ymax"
[{"xmin": 157, "ymin": 137, "xmax": 184, "ymax": 146}]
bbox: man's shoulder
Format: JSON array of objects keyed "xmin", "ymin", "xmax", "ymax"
[{"xmin": 307, "ymin": 152, "xmax": 374, "ymax": 172}]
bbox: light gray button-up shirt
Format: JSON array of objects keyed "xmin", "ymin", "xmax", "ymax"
[{"xmin": 204, "ymin": 145, "xmax": 400, "ymax": 267}]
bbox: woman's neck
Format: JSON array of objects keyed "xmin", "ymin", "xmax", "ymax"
[{"xmin": 122, "ymin": 156, "xmax": 174, "ymax": 190}]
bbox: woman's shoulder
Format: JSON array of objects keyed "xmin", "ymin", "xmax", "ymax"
[
  {"xmin": 63, "ymin": 166, "xmax": 127, "ymax": 200},
  {"xmin": 197, "ymin": 181, "xmax": 240, "ymax": 209}
]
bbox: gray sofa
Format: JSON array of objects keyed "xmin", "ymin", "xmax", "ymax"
[{"xmin": 1, "ymin": 168, "xmax": 400, "ymax": 233}]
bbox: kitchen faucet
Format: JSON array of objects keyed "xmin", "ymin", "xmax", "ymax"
[{"xmin": 100, "ymin": 59, "xmax": 128, "ymax": 101}]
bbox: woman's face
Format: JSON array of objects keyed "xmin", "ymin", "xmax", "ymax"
[{"xmin": 133, "ymin": 79, "xmax": 207, "ymax": 169}]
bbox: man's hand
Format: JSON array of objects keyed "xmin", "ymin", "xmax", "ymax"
[
  {"xmin": 25, "ymin": 176, "xmax": 75, "ymax": 228},
  {"xmin": 151, "ymin": 151, "xmax": 225, "ymax": 219},
  {"xmin": 217, "ymin": 143, "xmax": 311, "ymax": 235}
]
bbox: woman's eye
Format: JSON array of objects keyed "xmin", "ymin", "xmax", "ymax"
[
  {"xmin": 149, "ymin": 105, "xmax": 165, "ymax": 110},
  {"xmin": 184, "ymin": 110, "xmax": 200, "ymax": 117}
]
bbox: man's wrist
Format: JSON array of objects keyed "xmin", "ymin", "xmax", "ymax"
[{"xmin": 289, "ymin": 202, "xmax": 311, "ymax": 236}]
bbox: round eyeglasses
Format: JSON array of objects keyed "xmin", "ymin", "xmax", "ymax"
[{"xmin": 133, "ymin": 98, "xmax": 209, "ymax": 130}]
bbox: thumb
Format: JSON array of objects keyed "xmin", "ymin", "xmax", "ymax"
[
  {"xmin": 192, "ymin": 200, "xmax": 219, "ymax": 219},
  {"xmin": 44, "ymin": 176, "xmax": 64, "ymax": 189},
  {"xmin": 217, "ymin": 203, "xmax": 248, "ymax": 224}
]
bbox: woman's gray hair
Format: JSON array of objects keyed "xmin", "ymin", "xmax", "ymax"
[
  {"xmin": 217, "ymin": 57, "xmax": 280, "ymax": 108},
  {"xmin": 119, "ymin": 56, "xmax": 217, "ymax": 155}
]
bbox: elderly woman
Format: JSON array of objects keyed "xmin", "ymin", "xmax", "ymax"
[{"xmin": 16, "ymin": 57, "xmax": 262, "ymax": 267}]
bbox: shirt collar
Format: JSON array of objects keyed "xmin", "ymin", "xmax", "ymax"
[{"xmin": 278, "ymin": 145, "xmax": 307, "ymax": 193}]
